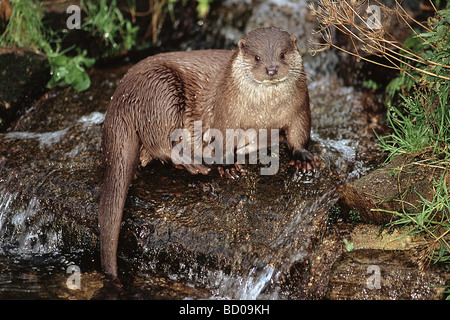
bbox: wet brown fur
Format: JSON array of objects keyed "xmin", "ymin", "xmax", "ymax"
[{"xmin": 99, "ymin": 28, "xmax": 314, "ymax": 277}]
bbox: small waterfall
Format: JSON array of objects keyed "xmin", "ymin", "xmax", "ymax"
[
  {"xmin": 235, "ymin": 265, "xmax": 275, "ymax": 300},
  {"xmin": 0, "ymin": 189, "xmax": 62, "ymax": 256},
  {"xmin": 204, "ymin": 264, "xmax": 275, "ymax": 299}
]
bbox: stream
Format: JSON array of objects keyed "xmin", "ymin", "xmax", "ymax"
[{"xmin": 0, "ymin": 0, "xmax": 385, "ymax": 299}]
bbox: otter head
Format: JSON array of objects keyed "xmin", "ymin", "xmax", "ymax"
[{"xmin": 236, "ymin": 27, "xmax": 303, "ymax": 85}]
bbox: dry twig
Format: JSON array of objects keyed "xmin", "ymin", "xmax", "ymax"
[{"xmin": 309, "ymin": 0, "xmax": 450, "ymax": 81}]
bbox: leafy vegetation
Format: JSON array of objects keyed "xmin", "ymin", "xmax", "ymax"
[
  {"xmin": 1, "ymin": 0, "xmax": 213, "ymax": 91},
  {"xmin": 311, "ymin": 1, "xmax": 450, "ymax": 275},
  {"xmin": 385, "ymin": 7, "xmax": 450, "ymax": 100},
  {"xmin": 0, "ymin": 0, "xmax": 44, "ymax": 49},
  {"xmin": 377, "ymin": 5, "xmax": 449, "ymax": 272},
  {"xmin": 327, "ymin": 205, "xmax": 361, "ymax": 227},
  {"xmin": 0, "ymin": 0, "xmax": 134, "ymax": 91},
  {"xmin": 343, "ymin": 239, "xmax": 354, "ymax": 252},
  {"xmin": 348, "ymin": 209, "xmax": 361, "ymax": 227},
  {"xmin": 81, "ymin": 0, "xmax": 139, "ymax": 58},
  {"xmin": 46, "ymin": 48, "xmax": 95, "ymax": 91}
]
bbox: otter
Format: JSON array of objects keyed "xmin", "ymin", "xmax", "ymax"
[{"xmin": 99, "ymin": 27, "xmax": 320, "ymax": 278}]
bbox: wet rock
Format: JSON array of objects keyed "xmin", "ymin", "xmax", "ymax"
[
  {"xmin": 277, "ymin": 221, "xmax": 352, "ymax": 300},
  {"xmin": 0, "ymin": 2, "xmax": 388, "ymax": 298},
  {"xmin": 0, "ymin": 66, "xmax": 127, "ymax": 260},
  {"xmin": 58, "ymin": 270, "xmax": 105, "ymax": 300},
  {"xmin": 118, "ymin": 156, "xmax": 343, "ymax": 299},
  {"xmin": 326, "ymin": 249, "xmax": 449, "ymax": 300},
  {"xmin": 350, "ymin": 224, "xmax": 418, "ymax": 251},
  {"xmin": 0, "ymin": 48, "xmax": 50, "ymax": 131},
  {"xmin": 338, "ymin": 155, "xmax": 446, "ymax": 224},
  {"xmin": 0, "ymin": 57, "xmax": 380, "ymax": 298}
]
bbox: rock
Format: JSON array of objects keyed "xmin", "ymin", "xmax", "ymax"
[
  {"xmin": 0, "ymin": 66, "xmax": 127, "ymax": 260},
  {"xmin": 0, "ymin": 57, "xmax": 382, "ymax": 298},
  {"xmin": 338, "ymin": 155, "xmax": 446, "ymax": 224},
  {"xmin": 349, "ymin": 224, "xmax": 418, "ymax": 251},
  {"xmin": 0, "ymin": 48, "xmax": 50, "ymax": 131},
  {"xmin": 326, "ymin": 249, "xmax": 450, "ymax": 300},
  {"xmin": 0, "ymin": 2, "xmax": 393, "ymax": 298},
  {"xmin": 0, "ymin": 61, "xmax": 329, "ymax": 298}
]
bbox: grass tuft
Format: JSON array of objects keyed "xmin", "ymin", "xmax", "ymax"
[{"xmin": 310, "ymin": 1, "xmax": 450, "ymax": 279}]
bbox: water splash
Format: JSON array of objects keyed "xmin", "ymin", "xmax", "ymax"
[
  {"xmin": 78, "ymin": 112, "xmax": 105, "ymax": 126},
  {"xmin": 205, "ymin": 264, "xmax": 275, "ymax": 299},
  {"xmin": 2, "ymin": 112, "xmax": 104, "ymax": 150},
  {"xmin": 0, "ymin": 189, "xmax": 61, "ymax": 256},
  {"xmin": 4, "ymin": 129, "xmax": 69, "ymax": 148},
  {"xmin": 235, "ymin": 265, "xmax": 275, "ymax": 300}
]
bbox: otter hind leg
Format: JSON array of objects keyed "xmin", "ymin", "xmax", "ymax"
[{"xmin": 138, "ymin": 104, "xmax": 211, "ymax": 176}]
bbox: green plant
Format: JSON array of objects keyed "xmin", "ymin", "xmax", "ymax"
[
  {"xmin": 310, "ymin": 0, "xmax": 450, "ymax": 268},
  {"xmin": 377, "ymin": 5, "xmax": 450, "ymax": 160},
  {"xmin": 81, "ymin": 0, "xmax": 139, "ymax": 58},
  {"xmin": 375, "ymin": 163, "xmax": 449, "ymax": 268},
  {"xmin": 378, "ymin": 86, "xmax": 450, "ymax": 161},
  {"xmin": 348, "ymin": 209, "xmax": 362, "ymax": 226},
  {"xmin": 0, "ymin": 0, "xmax": 46, "ymax": 50},
  {"xmin": 1, "ymin": 0, "xmax": 140, "ymax": 91},
  {"xmin": 1, "ymin": 0, "xmax": 94, "ymax": 91},
  {"xmin": 196, "ymin": 0, "xmax": 211, "ymax": 19},
  {"xmin": 362, "ymin": 79, "xmax": 381, "ymax": 91},
  {"xmin": 327, "ymin": 204, "xmax": 341, "ymax": 225},
  {"xmin": 385, "ymin": 7, "xmax": 450, "ymax": 100},
  {"xmin": 46, "ymin": 47, "xmax": 95, "ymax": 92},
  {"xmin": 378, "ymin": 5, "xmax": 450, "ymax": 269},
  {"xmin": 343, "ymin": 239, "xmax": 354, "ymax": 252}
]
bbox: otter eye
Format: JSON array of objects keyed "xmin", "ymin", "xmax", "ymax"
[
  {"xmin": 255, "ymin": 55, "xmax": 261, "ymax": 61},
  {"xmin": 279, "ymin": 52, "xmax": 285, "ymax": 59}
]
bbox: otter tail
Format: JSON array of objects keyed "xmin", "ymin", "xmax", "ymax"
[{"xmin": 99, "ymin": 114, "xmax": 140, "ymax": 278}]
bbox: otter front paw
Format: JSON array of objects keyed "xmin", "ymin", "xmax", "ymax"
[
  {"xmin": 217, "ymin": 163, "xmax": 245, "ymax": 179},
  {"xmin": 290, "ymin": 149, "xmax": 320, "ymax": 173}
]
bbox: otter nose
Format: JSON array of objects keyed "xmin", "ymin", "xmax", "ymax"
[{"xmin": 266, "ymin": 65, "xmax": 278, "ymax": 76}]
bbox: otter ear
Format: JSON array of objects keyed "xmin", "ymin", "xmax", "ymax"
[
  {"xmin": 238, "ymin": 39, "xmax": 246, "ymax": 49},
  {"xmin": 290, "ymin": 35, "xmax": 297, "ymax": 45}
]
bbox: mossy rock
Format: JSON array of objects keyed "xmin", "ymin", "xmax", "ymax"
[{"xmin": 338, "ymin": 155, "xmax": 446, "ymax": 224}]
